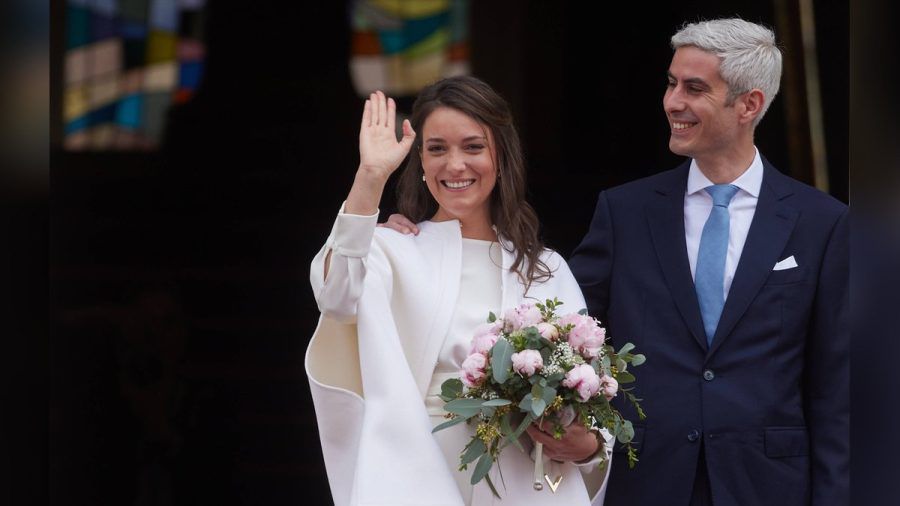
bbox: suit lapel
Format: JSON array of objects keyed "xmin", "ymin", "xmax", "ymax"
[
  {"xmin": 646, "ymin": 162, "xmax": 709, "ymax": 352},
  {"xmin": 707, "ymin": 161, "xmax": 798, "ymax": 358}
]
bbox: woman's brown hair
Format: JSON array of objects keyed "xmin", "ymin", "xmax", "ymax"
[{"xmin": 396, "ymin": 75, "xmax": 551, "ymax": 291}]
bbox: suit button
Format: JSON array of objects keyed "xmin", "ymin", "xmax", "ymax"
[
  {"xmin": 687, "ymin": 429, "xmax": 700, "ymax": 442},
  {"xmin": 703, "ymin": 369, "xmax": 715, "ymax": 381}
]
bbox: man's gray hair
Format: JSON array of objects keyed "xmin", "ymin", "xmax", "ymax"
[{"xmin": 671, "ymin": 18, "xmax": 782, "ymax": 126}]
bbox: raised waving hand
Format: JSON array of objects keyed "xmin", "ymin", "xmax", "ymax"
[{"xmin": 345, "ymin": 91, "xmax": 416, "ymax": 215}]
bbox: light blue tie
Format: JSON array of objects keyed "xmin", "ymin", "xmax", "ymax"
[{"xmin": 695, "ymin": 184, "xmax": 739, "ymax": 345}]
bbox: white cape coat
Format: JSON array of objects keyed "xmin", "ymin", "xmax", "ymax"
[{"xmin": 306, "ymin": 209, "xmax": 610, "ymax": 505}]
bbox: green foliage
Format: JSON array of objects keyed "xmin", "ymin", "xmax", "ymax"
[
  {"xmin": 440, "ymin": 300, "xmax": 649, "ymax": 495},
  {"xmin": 460, "ymin": 438, "xmax": 486, "ymax": 467},
  {"xmin": 444, "ymin": 398, "xmax": 484, "ymax": 418},
  {"xmin": 616, "ymin": 370, "xmax": 636, "ymax": 384},
  {"xmin": 431, "ymin": 415, "xmax": 467, "ymax": 433},
  {"xmin": 490, "ymin": 339, "xmax": 514, "ymax": 383},
  {"xmin": 470, "ymin": 453, "xmax": 494, "ymax": 485},
  {"xmin": 439, "ymin": 378, "xmax": 463, "ymax": 402}
]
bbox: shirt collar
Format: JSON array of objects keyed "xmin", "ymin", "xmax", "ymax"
[{"xmin": 686, "ymin": 147, "xmax": 763, "ymax": 198}]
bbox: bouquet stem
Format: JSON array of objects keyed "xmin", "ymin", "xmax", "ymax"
[{"xmin": 532, "ymin": 442, "xmax": 544, "ymax": 490}]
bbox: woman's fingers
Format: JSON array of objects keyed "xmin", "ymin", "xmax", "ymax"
[
  {"xmin": 377, "ymin": 90, "xmax": 387, "ymax": 126},
  {"xmin": 399, "ymin": 119, "xmax": 416, "ymax": 152},
  {"xmin": 386, "ymin": 97, "xmax": 396, "ymax": 130},
  {"xmin": 361, "ymin": 99, "xmax": 371, "ymax": 128}
]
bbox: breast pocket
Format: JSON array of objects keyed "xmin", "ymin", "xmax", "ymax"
[{"xmin": 764, "ymin": 265, "xmax": 807, "ymax": 286}]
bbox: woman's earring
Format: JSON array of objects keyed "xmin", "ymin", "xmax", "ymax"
[{"xmin": 422, "ymin": 174, "xmax": 426, "ymax": 182}]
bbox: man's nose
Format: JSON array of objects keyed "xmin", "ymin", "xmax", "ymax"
[{"xmin": 663, "ymin": 88, "xmax": 685, "ymax": 112}]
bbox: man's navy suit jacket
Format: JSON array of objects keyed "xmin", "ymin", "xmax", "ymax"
[{"xmin": 569, "ymin": 158, "xmax": 848, "ymax": 506}]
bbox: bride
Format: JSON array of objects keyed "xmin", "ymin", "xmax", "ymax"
[{"xmin": 306, "ymin": 76, "xmax": 611, "ymax": 505}]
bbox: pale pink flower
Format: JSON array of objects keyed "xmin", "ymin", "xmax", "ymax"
[
  {"xmin": 599, "ymin": 374, "xmax": 619, "ymax": 400},
  {"xmin": 471, "ymin": 333, "xmax": 499, "ymax": 355},
  {"xmin": 503, "ymin": 303, "xmax": 543, "ymax": 332},
  {"xmin": 536, "ymin": 322, "xmax": 560, "ymax": 341},
  {"xmin": 460, "ymin": 353, "xmax": 488, "ymax": 387},
  {"xmin": 563, "ymin": 364, "xmax": 602, "ymax": 402},
  {"xmin": 474, "ymin": 321, "xmax": 503, "ymax": 337},
  {"xmin": 470, "ymin": 322, "xmax": 502, "ymax": 354},
  {"xmin": 559, "ymin": 313, "xmax": 606, "ymax": 359},
  {"xmin": 511, "ymin": 349, "xmax": 543, "ymax": 377}
]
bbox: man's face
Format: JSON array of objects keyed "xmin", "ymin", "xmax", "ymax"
[{"xmin": 663, "ymin": 46, "xmax": 743, "ymax": 162}]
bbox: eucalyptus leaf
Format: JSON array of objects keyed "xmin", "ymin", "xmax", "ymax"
[
  {"xmin": 500, "ymin": 413, "xmax": 524, "ymax": 452},
  {"xmin": 484, "ymin": 474, "xmax": 502, "ymax": 499},
  {"xmin": 445, "ymin": 398, "xmax": 485, "ymax": 418},
  {"xmin": 616, "ymin": 371, "xmax": 636, "ymax": 384},
  {"xmin": 461, "ymin": 438, "xmax": 487, "ymax": 466},
  {"xmin": 630, "ymin": 354, "xmax": 646, "ymax": 366},
  {"xmin": 578, "ymin": 308, "xmax": 589, "ymax": 315},
  {"xmin": 432, "ymin": 415, "xmax": 467, "ymax": 433},
  {"xmin": 439, "ymin": 378, "xmax": 463, "ymax": 401},
  {"xmin": 618, "ymin": 343, "xmax": 635, "ymax": 355},
  {"xmin": 545, "ymin": 372, "xmax": 564, "ymax": 384},
  {"xmin": 531, "ymin": 398, "xmax": 547, "ymax": 417},
  {"xmin": 488, "ymin": 311, "xmax": 497, "ymax": 323},
  {"xmin": 483, "ymin": 399, "xmax": 512, "ymax": 407},
  {"xmin": 506, "ymin": 413, "xmax": 534, "ymax": 445},
  {"xmin": 541, "ymin": 386, "xmax": 557, "ymax": 406},
  {"xmin": 470, "ymin": 453, "xmax": 494, "ymax": 485},
  {"xmin": 491, "ymin": 339, "xmax": 514, "ymax": 383},
  {"xmin": 618, "ymin": 420, "xmax": 635, "ymax": 443},
  {"xmin": 518, "ymin": 395, "xmax": 533, "ymax": 413},
  {"xmin": 539, "ymin": 347, "xmax": 552, "ymax": 364}
]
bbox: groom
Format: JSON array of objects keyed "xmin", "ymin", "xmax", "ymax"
[{"xmin": 568, "ymin": 18, "xmax": 848, "ymax": 506}]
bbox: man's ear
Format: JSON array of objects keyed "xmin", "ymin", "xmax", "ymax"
[{"xmin": 738, "ymin": 89, "xmax": 765, "ymax": 125}]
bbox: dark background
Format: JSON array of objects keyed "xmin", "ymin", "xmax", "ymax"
[{"xmin": 48, "ymin": 1, "xmax": 847, "ymax": 505}]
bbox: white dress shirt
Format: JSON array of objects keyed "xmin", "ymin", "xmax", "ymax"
[{"xmin": 684, "ymin": 148, "xmax": 763, "ymax": 300}]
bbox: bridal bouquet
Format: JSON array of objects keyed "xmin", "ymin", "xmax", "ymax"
[{"xmin": 433, "ymin": 298, "xmax": 645, "ymax": 497}]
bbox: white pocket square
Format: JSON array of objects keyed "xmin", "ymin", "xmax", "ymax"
[{"xmin": 773, "ymin": 255, "xmax": 798, "ymax": 271}]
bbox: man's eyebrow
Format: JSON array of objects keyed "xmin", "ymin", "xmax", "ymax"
[{"xmin": 667, "ymin": 72, "xmax": 711, "ymax": 89}]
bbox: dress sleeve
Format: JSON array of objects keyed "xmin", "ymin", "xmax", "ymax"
[{"xmin": 310, "ymin": 203, "xmax": 380, "ymax": 323}]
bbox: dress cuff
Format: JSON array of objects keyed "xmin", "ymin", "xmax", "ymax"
[
  {"xmin": 573, "ymin": 428, "xmax": 614, "ymax": 468},
  {"xmin": 328, "ymin": 202, "xmax": 379, "ymax": 258}
]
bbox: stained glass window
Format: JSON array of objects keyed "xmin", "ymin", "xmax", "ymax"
[
  {"xmin": 349, "ymin": 0, "xmax": 470, "ymax": 97},
  {"xmin": 63, "ymin": 0, "xmax": 206, "ymax": 150}
]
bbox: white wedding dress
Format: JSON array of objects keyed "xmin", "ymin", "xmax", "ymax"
[{"xmin": 425, "ymin": 239, "xmax": 607, "ymax": 505}]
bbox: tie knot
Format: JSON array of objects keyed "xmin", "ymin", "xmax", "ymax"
[{"xmin": 706, "ymin": 184, "xmax": 739, "ymax": 207}]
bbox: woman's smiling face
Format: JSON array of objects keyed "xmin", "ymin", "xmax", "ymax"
[{"xmin": 421, "ymin": 106, "xmax": 497, "ymax": 225}]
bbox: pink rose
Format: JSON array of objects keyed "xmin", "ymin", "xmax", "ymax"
[
  {"xmin": 536, "ymin": 322, "xmax": 560, "ymax": 341},
  {"xmin": 503, "ymin": 303, "xmax": 543, "ymax": 332},
  {"xmin": 471, "ymin": 333, "xmax": 499, "ymax": 355},
  {"xmin": 559, "ymin": 313, "xmax": 606, "ymax": 359},
  {"xmin": 511, "ymin": 349, "xmax": 543, "ymax": 377},
  {"xmin": 460, "ymin": 353, "xmax": 488, "ymax": 387},
  {"xmin": 470, "ymin": 322, "xmax": 502, "ymax": 354},
  {"xmin": 563, "ymin": 364, "xmax": 601, "ymax": 402},
  {"xmin": 600, "ymin": 374, "xmax": 619, "ymax": 400}
]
